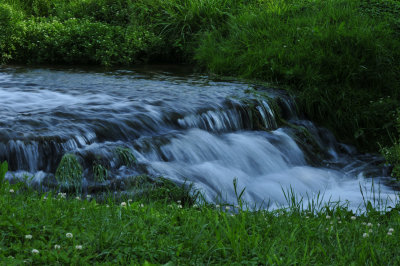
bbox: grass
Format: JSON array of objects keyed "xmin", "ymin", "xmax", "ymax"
[{"xmin": 1, "ymin": 164, "xmax": 400, "ymax": 264}]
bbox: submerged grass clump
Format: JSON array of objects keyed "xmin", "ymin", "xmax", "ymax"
[
  {"xmin": 55, "ymin": 153, "xmax": 82, "ymax": 192},
  {"xmin": 115, "ymin": 146, "xmax": 137, "ymax": 167},
  {"xmin": 1, "ymin": 164, "xmax": 400, "ymax": 264}
]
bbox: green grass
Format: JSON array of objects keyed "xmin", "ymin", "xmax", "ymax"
[{"xmin": 1, "ymin": 164, "xmax": 400, "ymax": 264}]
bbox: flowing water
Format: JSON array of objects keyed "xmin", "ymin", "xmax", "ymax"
[{"xmin": 0, "ymin": 66, "xmax": 397, "ymax": 209}]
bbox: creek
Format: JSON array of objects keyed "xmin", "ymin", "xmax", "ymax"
[{"xmin": 0, "ymin": 66, "xmax": 396, "ymax": 209}]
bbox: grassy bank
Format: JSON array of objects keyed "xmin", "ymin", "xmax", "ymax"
[
  {"xmin": 0, "ymin": 1, "xmax": 400, "ymax": 171},
  {"xmin": 1, "ymin": 163, "xmax": 400, "ymax": 264}
]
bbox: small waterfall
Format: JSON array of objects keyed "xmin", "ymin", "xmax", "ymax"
[{"xmin": 0, "ymin": 67, "xmax": 396, "ymax": 209}]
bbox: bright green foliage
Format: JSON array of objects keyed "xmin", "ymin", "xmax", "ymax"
[
  {"xmin": 55, "ymin": 154, "xmax": 83, "ymax": 191},
  {"xmin": 1, "ymin": 179, "xmax": 400, "ymax": 264},
  {"xmin": 115, "ymin": 147, "xmax": 137, "ymax": 167}
]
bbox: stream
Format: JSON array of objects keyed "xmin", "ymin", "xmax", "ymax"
[{"xmin": 0, "ymin": 66, "xmax": 397, "ymax": 210}]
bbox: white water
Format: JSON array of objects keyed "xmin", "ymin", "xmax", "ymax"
[{"xmin": 1, "ymin": 66, "xmax": 397, "ymax": 210}]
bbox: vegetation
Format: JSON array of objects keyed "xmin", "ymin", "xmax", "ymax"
[
  {"xmin": 55, "ymin": 154, "xmax": 83, "ymax": 192},
  {"xmin": 1, "ymin": 163, "xmax": 400, "ymax": 264}
]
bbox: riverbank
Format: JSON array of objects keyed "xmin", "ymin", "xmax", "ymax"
[{"xmin": 1, "ymin": 163, "xmax": 400, "ymax": 264}]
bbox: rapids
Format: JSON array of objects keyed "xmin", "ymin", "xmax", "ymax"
[{"xmin": 0, "ymin": 66, "xmax": 397, "ymax": 209}]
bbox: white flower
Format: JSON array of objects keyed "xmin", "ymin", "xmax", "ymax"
[
  {"xmin": 81, "ymin": 207, "xmax": 85, "ymax": 210},
  {"xmin": 326, "ymin": 215, "xmax": 331, "ymax": 219},
  {"xmin": 140, "ymin": 204, "xmax": 144, "ymax": 208},
  {"xmin": 177, "ymin": 200, "xmax": 181, "ymax": 204},
  {"xmin": 9, "ymin": 189, "xmax": 14, "ymax": 193},
  {"xmin": 58, "ymin": 192, "xmax": 66, "ymax": 198},
  {"xmin": 75, "ymin": 245, "xmax": 82, "ymax": 250},
  {"xmin": 351, "ymin": 216, "xmax": 356, "ymax": 220},
  {"xmin": 363, "ymin": 233, "xmax": 369, "ymax": 238},
  {"xmin": 31, "ymin": 249, "xmax": 39, "ymax": 254},
  {"xmin": 106, "ymin": 204, "xmax": 109, "ymax": 208},
  {"xmin": 120, "ymin": 202, "xmax": 126, "ymax": 207},
  {"xmin": 25, "ymin": 235, "xmax": 32, "ymax": 240},
  {"xmin": 66, "ymin": 233, "xmax": 73, "ymax": 239},
  {"xmin": 178, "ymin": 205, "xmax": 183, "ymax": 209},
  {"xmin": 128, "ymin": 199, "xmax": 132, "ymax": 203},
  {"xmin": 216, "ymin": 205, "xmax": 220, "ymax": 208},
  {"xmin": 377, "ymin": 223, "xmax": 381, "ymax": 227},
  {"xmin": 75, "ymin": 196, "xmax": 81, "ymax": 200},
  {"xmin": 306, "ymin": 216, "xmax": 309, "ymax": 219},
  {"xmin": 193, "ymin": 204, "xmax": 198, "ymax": 208},
  {"xmin": 362, "ymin": 222, "xmax": 366, "ymax": 225},
  {"xmin": 43, "ymin": 196, "xmax": 47, "ymax": 200},
  {"xmin": 389, "ymin": 228, "xmax": 394, "ymax": 232},
  {"xmin": 367, "ymin": 223, "xmax": 373, "ymax": 227},
  {"xmin": 54, "ymin": 245, "xmax": 61, "ymax": 249},
  {"xmin": 369, "ymin": 229, "xmax": 373, "ymax": 233},
  {"xmin": 338, "ymin": 221, "xmax": 342, "ymax": 224},
  {"xmin": 330, "ymin": 221, "xmax": 333, "ymax": 225},
  {"xmin": 225, "ymin": 206, "xmax": 230, "ymax": 210},
  {"xmin": 387, "ymin": 232, "xmax": 393, "ymax": 236},
  {"xmin": 86, "ymin": 195, "xmax": 91, "ymax": 199}
]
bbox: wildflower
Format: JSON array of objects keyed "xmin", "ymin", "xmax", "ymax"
[
  {"xmin": 75, "ymin": 196, "xmax": 81, "ymax": 200},
  {"xmin": 389, "ymin": 228, "xmax": 394, "ymax": 232},
  {"xmin": 25, "ymin": 235, "xmax": 32, "ymax": 240},
  {"xmin": 369, "ymin": 228, "xmax": 373, "ymax": 232},
  {"xmin": 32, "ymin": 249, "xmax": 39, "ymax": 254},
  {"xmin": 140, "ymin": 203, "xmax": 144, "ymax": 208},
  {"xmin": 128, "ymin": 199, "xmax": 132, "ymax": 203},
  {"xmin": 54, "ymin": 245, "xmax": 61, "ymax": 249},
  {"xmin": 216, "ymin": 204, "xmax": 220, "ymax": 208},
  {"xmin": 86, "ymin": 195, "xmax": 91, "ymax": 199},
  {"xmin": 363, "ymin": 233, "xmax": 369, "ymax": 238},
  {"xmin": 377, "ymin": 223, "xmax": 381, "ymax": 227},
  {"xmin": 362, "ymin": 222, "xmax": 366, "ymax": 225},
  {"xmin": 177, "ymin": 200, "xmax": 181, "ymax": 204},
  {"xmin": 330, "ymin": 221, "xmax": 333, "ymax": 225},
  {"xmin": 231, "ymin": 214, "xmax": 235, "ymax": 217},
  {"xmin": 338, "ymin": 221, "xmax": 342, "ymax": 224},
  {"xmin": 58, "ymin": 192, "xmax": 66, "ymax": 198},
  {"xmin": 306, "ymin": 216, "xmax": 309, "ymax": 219},
  {"xmin": 351, "ymin": 216, "xmax": 356, "ymax": 220},
  {"xmin": 367, "ymin": 223, "xmax": 373, "ymax": 227},
  {"xmin": 178, "ymin": 205, "xmax": 183, "ymax": 209},
  {"xmin": 81, "ymin": 207, "xmax": 85, "ymax": 210},
  {"xmin": 235, "ymin": 205, "xmax": 240, "ymax": 208},
  {"xmin": 326, "ymin": 215, "xmax": 331, "ymax": 219},
  {"xmin": 225, "ymin": 206, "xmax": 230, "ymax": 210},
  {"xmin": 388, "ymin": 232, "xmax": 393, "ymax": 236},
  {"xmin": 75, "ymin": 245, "xmax": 82, "ymax": 250},
  {"xmin": 9, "ymin": 189, "xmax": 14, "ymax": 193},
  {"xmin": 43, "ymin": 196, "xmax": 47, "ymax": 200},
  {"xmin": 106, "ymin": 204, "xmax": 109, "ymax": 208},
  {"xmin": 66, "ymin": 233, "xmax": 73, "ymax": 239},
  {"xmin": 120, "ymin": 202, "xmax": 126, "ymax": 207},
  {"xmin": 193, "ymin": 204, "xmax": 198, "ymax": 208}
]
